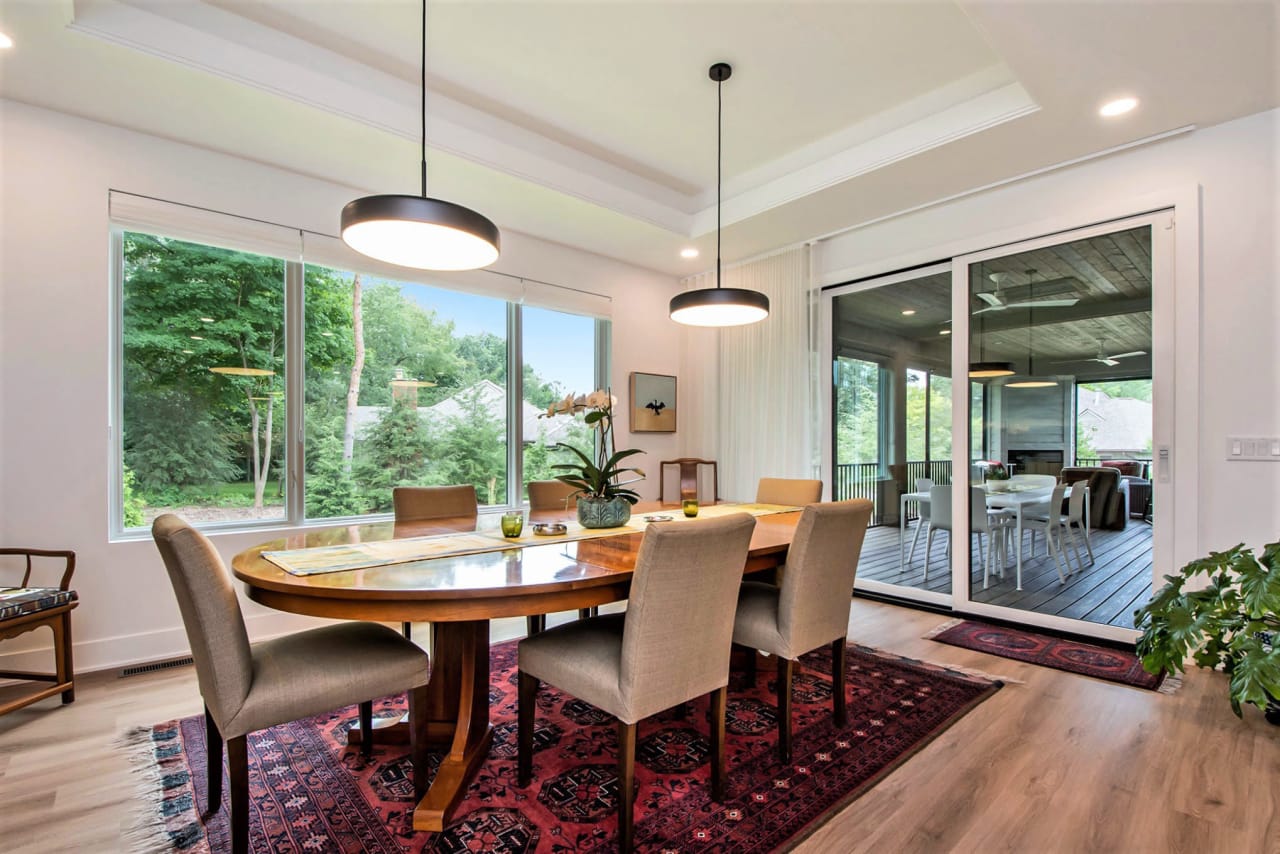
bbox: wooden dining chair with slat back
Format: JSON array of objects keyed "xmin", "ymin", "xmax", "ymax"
[
  {"xmin": 525, "ymin": 479, "xmax": 595, "ymax": 634},
  {"xmin": 658, "ymin": 458, "xmax": 718, "ymax": 504},
  {"xmin": 0, "ymin": 548, "xmax": 78, "ymax": 717},
  {"xmin": 392, "ymin": 485, "xmax": 479, "ymax": 638}
]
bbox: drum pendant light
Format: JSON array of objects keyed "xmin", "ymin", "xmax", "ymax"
[
  {"xmin": 341, "ymin": 0, "xmax": 499, "ymax": 271},
  {"xmin": 670, "ymin": 63, "xmax": 769, "ymax": 327}
]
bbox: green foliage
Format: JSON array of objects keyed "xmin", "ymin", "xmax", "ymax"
[
  {"xmin": 122, "ymin": 466, "xmax": 146, "ymax": 528},
  {"xmin": 358, "ymin": 283, "xmax": 461, "ymax": 406},
  {"xmin": 1136, "ymin": 542, "xmax": 1280, "ymax": 717},
  {"xmin": 432, "ymin": 385, "xmax": 507, "ymax": 504},
  {"xmin": 1081, "ymin": 379, "xmax": 1152, "ymax": 403},
  {"xmin": 306, "ymin": 436, "xmax": 364, "ymax": 517},
  {"xmin": 124, "ymin": 390, "xmax": 242, "ymax": 491},
  {"xmin": 356, "ymin": 398, "xmax": 437, "ymax": 511},
  {"xmin": 551, "ymin": 444, "xmax": 645, "ymax": 505}
]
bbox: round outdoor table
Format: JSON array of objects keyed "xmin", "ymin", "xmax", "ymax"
[{"xmin": 231, "ymin": 502, "xmax": 799, "ymax": 831}]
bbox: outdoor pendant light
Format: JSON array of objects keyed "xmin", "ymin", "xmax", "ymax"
[
  {"xmin": 670, "ymin": 63, "xmax": 769, "ymax": 327},
  {"xmin": 341, "ymin": 0, "xmax": 499, "ymax": 271},
  {"xmin": 969, "ymin": 281, "xmax": 1014, "ymax": 377},
  {"xmin": 1008, "ymin": 269, "xmax": 1059, "ymax": 388}
]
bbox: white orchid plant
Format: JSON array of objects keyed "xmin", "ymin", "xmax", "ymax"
[{"xmin": 540, "ymin": 390, "xmax": 645, "ymax": 504}]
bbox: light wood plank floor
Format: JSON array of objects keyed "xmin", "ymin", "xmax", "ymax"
[
  {"xmin": 858, "ymin": 521, "xmax": 1154, "ymax": 628},
  {"xmin": 0, "ymin": 599, "xmax": 1275, "ymax": 853}
]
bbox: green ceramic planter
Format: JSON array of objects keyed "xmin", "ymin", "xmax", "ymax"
[{"xmin": 576, "ymin": 496, "xmax": 631, "ymax": 529}]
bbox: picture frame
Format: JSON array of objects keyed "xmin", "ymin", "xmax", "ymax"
[{"xmin": 629, "ymin": 372, "xmax": 676, "ymax": 433}]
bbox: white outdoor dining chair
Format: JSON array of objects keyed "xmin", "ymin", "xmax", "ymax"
[
  {"xmin": 905, "ymin": 478, "xmax": 934, "ymax": 565},
  {"xmin": 926, "ymin": 485, "xmax": 1012, "ymax": 584},
  {"xmin": 1020, "ymin": 483, "xmax": 1075, "ymax": 583}
]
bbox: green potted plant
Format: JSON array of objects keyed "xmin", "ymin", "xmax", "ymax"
[
  {"xmin": 984, "ymin": 460, "xmax": 1011, "ymax": 492},
  {"xmin": 540, "ymin": 390, "xmax": 645, "ymax": 528},
  {"xmin": 1136, "ymin": 541, "xmax": 1280, "ymax": 722}
]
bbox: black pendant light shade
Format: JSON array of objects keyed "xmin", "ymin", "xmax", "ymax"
[
  {"xmin": 968, "ymin": 361, "xmax": 1017, "ymax": 378},
  {"xmin": 670, "ymin": 286, "xmax": 770, "ymax": 327},
  {"xmin": 340, "ymin": 0, "xmax": 499, "ymax": 271},
  {"xmin": 341, "ymin": 194, "xmax": 500, "ymax": 271},
  {"xmin": 670, "ymin": 62, "xmax": 770, "ymax": 327}
]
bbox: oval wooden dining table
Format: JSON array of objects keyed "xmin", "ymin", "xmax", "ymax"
[{"xmin": 231, "ymin": 502, "xmax": 801, "ymax": 832}]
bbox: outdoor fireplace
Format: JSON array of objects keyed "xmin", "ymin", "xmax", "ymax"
[{"xmin": 1008, "ymin": 449, "xmax": 1064, "ymax": 478}]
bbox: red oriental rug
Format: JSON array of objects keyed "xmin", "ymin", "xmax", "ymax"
[
  {"xmin": 126, "ymin": 640, "xmax": 1000, "ymax": 852},
  {"xmin": 927, "ymin": 619, "xmax": 1165, "ymax": 691}
]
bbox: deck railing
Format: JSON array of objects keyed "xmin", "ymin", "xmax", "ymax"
[{"xmin": 833, "ymin": 460, "xmax": 953, "ymax": 526}]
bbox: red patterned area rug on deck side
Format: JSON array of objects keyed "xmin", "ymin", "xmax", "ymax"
[
  {"xmin": 927, "ymin": 619, "xmax": 1164, "ymax": 690},
  {"xmin": 126, "ymin": 640, "xmax": 1000, "ymax": 853}
]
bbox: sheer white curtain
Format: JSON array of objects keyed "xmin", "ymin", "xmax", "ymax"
[{"xmin": 678, "ymin": 246, "xmax": 814, "ymax": 502}]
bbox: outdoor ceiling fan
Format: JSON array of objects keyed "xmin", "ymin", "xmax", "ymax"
[
  {"xmin": 973, "ymin": 271, "xmax": 1079, "ymax": 314},
  {"xmin": 1053, "ymin": 340, "xmax": 1147, "ymax": 367}
]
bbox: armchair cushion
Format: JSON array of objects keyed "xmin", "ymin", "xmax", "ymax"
[
  {"xmin": 1059, "ymin": 467, "xmax": 1128, "ymax": 530},
  {"xmin": 0, "ymin": 587, "xmax": 78, "ymax": 621},
  {"xmin": 1100, "ymin": 460, "xmax": 1144, "ymax": 478}
]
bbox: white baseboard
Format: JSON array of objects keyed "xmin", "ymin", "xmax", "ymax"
[{"xmin": 0, "ymin": 611, "xmax": 333, "ymax": 677}]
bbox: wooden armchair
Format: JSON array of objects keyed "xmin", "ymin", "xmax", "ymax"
[
  {"xmin": 0, "ymin": 548, "xmax": 77, "ymax": 716},
  {"xmin": 658, "ymin": 458, "xmax": 719, "ymax": 504}
]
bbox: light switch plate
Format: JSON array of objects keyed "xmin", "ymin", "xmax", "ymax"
[{"xmin": 1226, "ymin": 436, "xmax": 1280, "ymax": 461}]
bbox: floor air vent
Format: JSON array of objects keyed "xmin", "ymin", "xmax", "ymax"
[{"xmin": 120, "ymin": 656, "xmax": 194, "ymax": 678}]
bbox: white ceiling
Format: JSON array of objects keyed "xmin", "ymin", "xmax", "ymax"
[{"xmin": 1, "ymin": 1, "xmax": 1277, "ymax": 276}]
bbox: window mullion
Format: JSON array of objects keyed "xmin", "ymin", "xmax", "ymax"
[{"xmin": 508, "ymin": 302, "xmax": 523, "ymax": 508}]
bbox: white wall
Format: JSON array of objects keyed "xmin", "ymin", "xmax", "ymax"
[
  {"xmin": 0, "ymin": 100, "xmax": 685, "ymax": 672},
  {"xmin": 814, "ymin": 108, "xmax": 1280, "ymax": 559}
]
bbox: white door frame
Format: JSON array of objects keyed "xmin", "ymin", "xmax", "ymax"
[
  {"xmin": 950, "ymin": 209, "xmax": 1184, "ymax": 642},
  {"xmin": 820, "ymin": 262, "xmax": 955, "ymax": 608}
]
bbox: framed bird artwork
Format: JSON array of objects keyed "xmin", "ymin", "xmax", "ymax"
[{"xmin": 629, "ymin": 372, "xmax": 676, "ymax": 433}]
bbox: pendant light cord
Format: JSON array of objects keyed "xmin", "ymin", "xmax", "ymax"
[
  {"xmin": 419, "ymin": 0, "xmax": 427, "ymax": 199},
  {"xmin": 715, "ymin": 73, "xmax": 723, "ymax": 290}
]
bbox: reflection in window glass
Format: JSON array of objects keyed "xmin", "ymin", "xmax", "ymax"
[
  {"xmin": 521, "ymin": 307, "xmax": 596, "ymax": 501},
  {"xmin": 303, "ymin": 266, "xmax": 508, "ymax": 516},
  {"xmin": 121, "ymin": 232, "xmax": 286, "ymax": 527}
]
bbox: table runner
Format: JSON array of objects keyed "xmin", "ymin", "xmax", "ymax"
[{"xmin": 262, "ymin": 502, "xmax": 799, "ymax": 576}]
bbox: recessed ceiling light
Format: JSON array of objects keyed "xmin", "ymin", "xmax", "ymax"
[
  {"xmin": 680, "ymin": 247, "xmax": 699, "ymax": 259},
  {"xmin": 0, "ymin": 32, "xmax": 13, "ymax": 50},
  {"xmin": 200, "ymin": 316, "xmax": 215, "ymax": 323},
  {"xmin": 189, "ymin": 335, "xmax": 203, "ymax": 340},
  {"xmin": 940, "ymin": 329, "xmax": 951, "ymax": 335},
  {"xmin": 901, "ymin": 309, "xmax": 916, "ymax": 316},
  {"xmin": 1099, "ymin": 97, "xmax": 1138, "ymax": 117}
]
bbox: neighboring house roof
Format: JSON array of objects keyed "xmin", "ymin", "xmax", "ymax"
[
  {"xmin": 351, "ymin": 378, "xmax": 578, "ymax": 445},
  {"xmin": 1077, "ymin": 389, "xmax": 1152, "ymax": 453}
]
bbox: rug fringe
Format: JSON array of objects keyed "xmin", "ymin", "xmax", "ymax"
[
  {"xmin": 922, "ymin": 618, "xmax": 965, "ymax": 640},
  {"xmin": 1157, "ymin": 670, "xmax": 1183, "ymax": 695},
  {"xmin": 117, "ymin": 724, "xmax": 209, "ymax": 854}
]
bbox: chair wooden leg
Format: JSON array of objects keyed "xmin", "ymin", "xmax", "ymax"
[
  {"xmin": 708, "ymin": 686, "xmax": 727, "ymax": 801},
  {"xmin": 526, "ymin": 614, "xmax": 546, "ymax": 636},
  {"xmin": 58, "ymin": 611, "xmax": 74, "ymax": 703},
  {"xmin": 777, "ymin": 657, "xmax": 794, "ymax": 763},
  {"xmin": 358, "ymin": 700, "xmax": 374, "ymax": 760},
  {"xmin": 401, "ymin": 622, "xmax": 412, "ymax": 639},
  {"xmin": 617, "ymin": 720, "xmax": 637, "ymax": 852},
  {"xmin": 517, "ymin": 670, "xmax": 537, "ymax": 786},
  {"xmin": 228, "ymin": 734, "xmax": 249, "ymax": 854},
  {"xmin": 204, "ymin": 705, "xmax": 223, "ymax": 812},
  {"xmin": 832, "ymin": 638, "xmax": 848, "ymax": 728},
  {"xmin": 408, "ymin": 684, "xmax": 429, "ymax": 803},
  {"xmin": 577, "ymin": 606, "xmax": 598, "ymax": 620}
]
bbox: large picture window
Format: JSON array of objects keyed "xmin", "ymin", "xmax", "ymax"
[{"xmin": 115, "ymin": 227, "xmax": 608, "ymax": 532}]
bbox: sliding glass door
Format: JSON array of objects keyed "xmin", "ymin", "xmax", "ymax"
[
  {"xmin": 824, "ymin": 264, "xmax": 955, "ymax": 606},
  {"xmin": 952, "ymin": 214, "xmax": 1172, "ymax": 641}
]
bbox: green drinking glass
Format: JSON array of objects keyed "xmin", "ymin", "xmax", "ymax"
[
  {"xmin": 682, "ymin": 498, "xmax": 699, "ymax": 518},
  {"xmin": 500, "ymin": 511, "xmax": 524, "ymax": 538}
]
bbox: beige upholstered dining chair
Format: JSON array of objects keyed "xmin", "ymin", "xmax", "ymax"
[
  {"xmin": 393, "ymin": 484, "xmax": 479, "ymax": 523},
  {"xmin": 517, "ymin": 514, "xmax": 757, "ymax": 851},
  {"xmin": 152, "ymin": 515, "xmax": 430, "ymax": 854},
  {"xmin": 756, "ymin": 477, "xmax": 823, "ymax": 506},
  {"xmin": 392, "ymin": 484, "xmax": 479, "ymax": 637},
  {"xmin": 731, "ymin": 500, "xmax": 872, "ymax": 761},
  {"xmin": 525, "ymin": 479, "xmax": 595, "ymax": 633}
]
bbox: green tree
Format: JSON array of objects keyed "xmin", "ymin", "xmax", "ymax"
[
  {"xmin": 123, "ymin": 390, "xmax": 241, "ymax": 493},
  {"xmin": 356, "ymin": 398, "xmax": 437, "ymax": 511},
  {"xmin": 306, "ymin": 436, "xmax": 364, "ymax": 517},
  {"xmin": 358, "ymin": 283, "xmax": 461, "ymax": 407},
  {"xmin": 433, "ymin": 386, "xmax": 507, "ymax": 504}
]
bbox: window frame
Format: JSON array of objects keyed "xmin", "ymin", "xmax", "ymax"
[{"xmin": 110, "ymin": 227, "xmax": 609, "ymax": 539}]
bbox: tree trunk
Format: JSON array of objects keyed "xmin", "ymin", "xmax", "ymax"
[
  {"xmin": 342, "ymin": 273, "xmax": 365, "ymax": 470},
  {"xmin": 254, "ymin": 396, "xmax": 274, "ymax": 509},
  {"xmin": 248, "ymin": 397, "xmax": 263, "ymax": 508}
]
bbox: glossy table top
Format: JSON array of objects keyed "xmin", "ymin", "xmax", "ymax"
[{"xmin": 230, "ymin": 502, "xmax": 799, "ymax": 605}]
